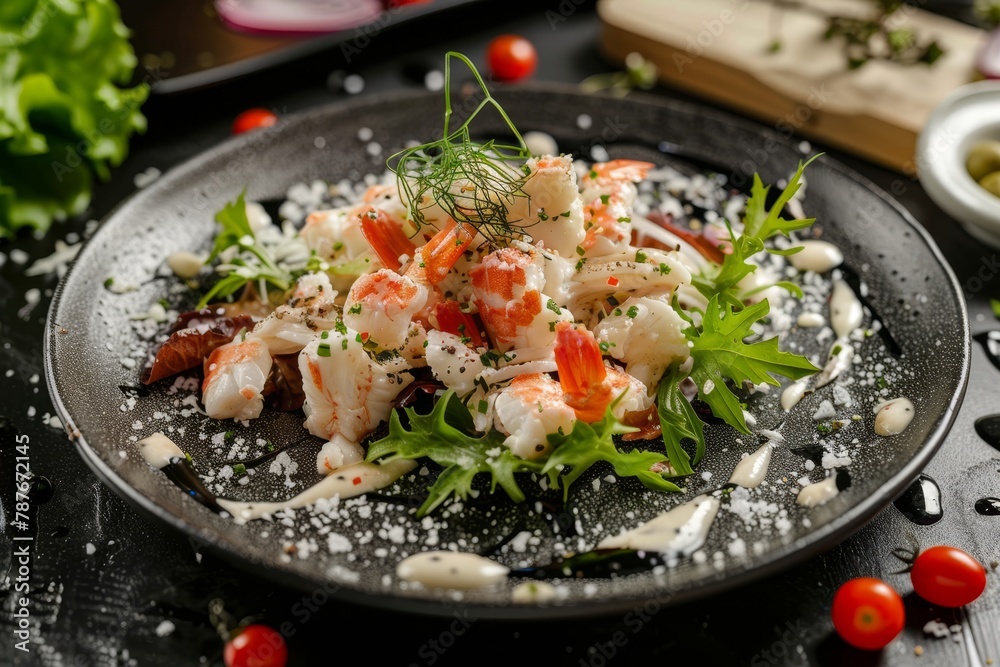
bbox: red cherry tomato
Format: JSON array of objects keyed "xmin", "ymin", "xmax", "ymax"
[
  {"xmin": 910, "ymin": 546, "xmax": 987, "ymax": 608},
  {"xmin": 831, "ymin": 578, "xmax": 905, "ymax": 651},
  {"xmin": 224, "ymin": 624, "xmax": 288, "ymax": 667},
  {"xmin": 232, "ymin": 109, "xmax": 278, "ymax": 135},
  {"xmin": 486, "ymin": 35, "xmax": 538, "ymax": 82}
]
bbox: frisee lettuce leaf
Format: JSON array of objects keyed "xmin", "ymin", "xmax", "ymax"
[
  {"xmin": 691, "ymin": 157, "xmax": 818, "ymax": 308},
  {"xmin": 365, "ymin": 391, "xmax": 543, "ymax": 516},
  {"xmin": 0, "ymin": 0, "xmax": 148, "ymax": 237},
  {"xmin": 365, "ymin": 391, "xmax": 681, "ymax": 515},
  {"xmin": 685, "ymin": 296, "xmax": 819, "ymax": 434},
  {"xmin": 656, "ymin": 365, "xmax": 706, "ymax": 476},
  {"xmin": 543, "ymin": 401, "xmax": 683, "ymax": 499}
]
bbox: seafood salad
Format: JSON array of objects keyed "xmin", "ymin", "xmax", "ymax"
[{"xmin": 138, "ymin": 54, "xmax": 826, "ymax": 525}]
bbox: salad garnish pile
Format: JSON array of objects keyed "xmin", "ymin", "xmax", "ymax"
[{"xmin": 142, "ymin": 53, "xmax": 821, "ymax": 518}]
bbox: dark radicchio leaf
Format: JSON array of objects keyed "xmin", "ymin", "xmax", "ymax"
[
  {"xmin": 141, "ymin": 312, "xmax": 257, "ymax": 384},
  {"xmin": 263, "ymin": 354, "xmax": 305, "ymax": 412}
]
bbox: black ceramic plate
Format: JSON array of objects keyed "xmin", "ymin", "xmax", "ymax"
[{"xmin": 45, "ymin": 86, "xmax": 970, "ymax": 618}]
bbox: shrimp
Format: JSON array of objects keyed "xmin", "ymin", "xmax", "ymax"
[
  {"xmin": 580, "ymin": 159, "xmax": 654, "ymax": 205},
  {"xmin": 298, "ymin": 329, "xmax": 412, "ymax": 442},
  {"xmin": 493, "ymin": 322, "xmax": 649, "ymax": 459},
  {"xmin": 343, "ymin": 219, "xmax": 479, "ymax": 362},
  {"xmin": 581, "ymin": 192, "xmax": 633, "ymax": 256},
  {"xmin": 493, "ymin": 373, "xmax": 577, "ymax": 460},
  {"xmin": 469, "ymin": 246, "xmax": 573, "ymax": 352},
  {"xmin": 552, "ymin": 322, "xmax": 648, "ymax": 422},
  {"xmin": 573, "ymin": 159, "xmax": 656, "ymax": 257},
  {"xmin": 505, "ymin": 155, "xmax": 587, "ymax": 257},
  {"xmin": 342, "ymin": 269, "xmax": 429, "ymax": 351},
  {"xmin": 250, "ymin": 272, "xmax": 338, "ymax": 355},
  {"xmin": 358, "ymin": 207, "xmax": 416, "ymax": 272},
  {"xmin": 424, "ymin": 329, "xmax": 486, "ymax": 395},
  {"xmin": 593, "ymin": 295, "xmax": 690, "ymax": 388},
  {"xmin": 202, "ymin": 336, "xmax": 272, "ymax": 421},
  {"xmin": 300, "ymin": 207, "xmax": 371, "ymax": 263}
]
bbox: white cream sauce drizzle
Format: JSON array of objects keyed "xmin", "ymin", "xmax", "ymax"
[
  {"xmin": 728, "ymin": 442, "xmax": 774, "ymax": 488},
  {"xmin": 796, "ymin": 475, "xmax": 840, "ymax": 508},
  {"xmin": 796, "ymin": 312, "xmax": 825, "ymax": 328},
  {"xmin": 830, "ymin": 279, "xmax": 863, "ymax": 339},
  {"xmin": 136, "ymin": 432, "xmax": 185, "ymax": 469},
  {"xmin": 781, "ymin": 378, "xmax": 810, "ymax": 411},
  {"xmin": 396, "ymin": 551, "xmax": 509, "ymax": 590},
  {"xmin": 815, "ymin": 342, "xmax": 854, "ymax": 389},
  {"xmin": 789, "ymin": 240, "xmax": 843, "ymax": 274},
  {"xmin": 598, "ymin": 495, "xmax": 720, "ymax": 555},
  {"xmin": 874, "ymin": 397, "xmax": 915, "ymax": 436},
  {"xmin": 218, "ymin": 459, "xmax": 416, "ymax": 520}
]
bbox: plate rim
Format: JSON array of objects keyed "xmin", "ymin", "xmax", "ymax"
[{"xmin": 44, "ymin": 83, "xmax": 972, "ymax": 618}]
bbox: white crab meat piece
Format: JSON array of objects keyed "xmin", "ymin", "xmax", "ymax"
[
  {"xmin": 343, "ymin": 269, "xmax": 429, "ymax": 350},
  {"xmin": 250, "ymin": 273, "xmax": 339, "ymax": 355},
  {"xmin": 202, "ymin": 337, "xmax": 272, "ymax": 421},
  {"xmin": 593, "ymin": 295, "xmax": 691, "ymax": 388},
  {"xmin": 425, "ymin": 330, "xmax": 486, "ymax": 396},
  {"xmin": 469, "ymin": 246, "xmax": 573, "ymax": 352},
  {"xmin": 298, "ymin": 330, "xmax": 412, "ymax": 442},
  {"xmin": 316, "ymin": 434, "xmax": 366, "ymax": 475}
]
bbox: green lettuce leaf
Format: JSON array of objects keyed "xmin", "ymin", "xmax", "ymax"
[
  {"xmin": 366, "ymin": 390, "xmax": 684, "ymax": 515},
  {"xmin": 542, "ymin": 401, "xmax": 683, "ymax": 499},
  {"xmin": 655, "ymin": 364, "xmax": 706, "ymax": 476},
  {"xmin": 365, "ymin": 391, "xmax": 544, "ymax": 517},
  {"xmin": 686, "ymin": 296, "xmax": 820, "ymax": 433},
  {"xmin": 692, "ymin": 157, "xmax": 818, "ymax": 307},
  {"xmin": 0, "ymin": 0, "xmax": 148, "ymax": 237}
]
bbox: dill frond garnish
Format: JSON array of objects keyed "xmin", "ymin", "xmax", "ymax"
[{"xmin": 387, "ymin": 52, "xmax": 532, "ymax": 246}]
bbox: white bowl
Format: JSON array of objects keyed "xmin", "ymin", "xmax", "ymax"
[{"xmin": 917, "ymin": 81, "xmax": 1000, "ymax": 248}]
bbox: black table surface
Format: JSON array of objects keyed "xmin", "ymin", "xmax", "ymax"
[{"xmin": 2, "ymin": 3, "xmax": 999, "ymax": 665}]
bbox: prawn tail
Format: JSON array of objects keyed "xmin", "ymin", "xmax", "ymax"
[
  {"xmin": 359, "ymin": 207, "xmax": 417, "ymax": 271},
  {"xmin": 554, "ymin": 321, "xmax": 611, "ymax": 422},
  {"xmin": 431, "ymin": 300, "xmax": 485, "ymax": 347},
  {"xmin": 419, "ymin": 218, "xmax": 476, "ymax": 285}
]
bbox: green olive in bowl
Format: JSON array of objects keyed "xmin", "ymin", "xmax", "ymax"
[
  {"xmin": 980, "ymin": 171, "xmax": 1000, "ymax": 198},
  {"xmin": 967, "ymin": 140, "xmax": 1000, "ymax": 182}
]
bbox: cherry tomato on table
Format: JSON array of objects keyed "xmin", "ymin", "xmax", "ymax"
[
  {"xmin": 232, "ymin": 108, "xmax": 278, "ymax": 135},
  {"xmin": 831, "ymin": 577, "xmax": 905, "ymax": 651},
  {"xmin": 486, "ymin": 35, "xmax": 538, "ymax": 82},
  {"xmin": 224, "ymin": 624, "xmax": 288, "ymax": 667},
  {"xmin": 910, "ymin": 545, "xmax": 987, "ymax": 608}
]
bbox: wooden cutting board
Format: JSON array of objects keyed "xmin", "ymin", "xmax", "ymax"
[{"xmin": 598, "ymin": 0, "xmax": 986, "ymax": 173}]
